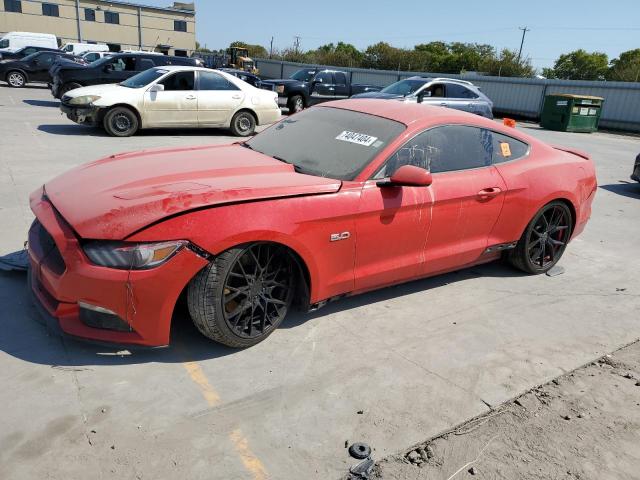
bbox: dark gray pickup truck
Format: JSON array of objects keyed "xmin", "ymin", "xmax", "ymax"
[{"xmin": 260, "ymin": 68, "xmax": 381, "ymax": 112}]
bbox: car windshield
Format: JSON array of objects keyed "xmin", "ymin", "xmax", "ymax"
[
  {"xmin": 381, "ymin": 79, "xmax": 429, "ymax": 95},
  {"xmin": 120, "ymin": 69, "xmax": 168, "ymax": 88},
  {"xmin": 246, "ymin": 107, "xmax": 406, "ymax": 180},
  {"xmin": 290, "ymin": 69, "xmax": 316, "ymax": 82}
]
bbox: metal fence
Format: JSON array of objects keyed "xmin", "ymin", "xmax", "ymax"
[{"xmin": 255, "ymin": 58, "xmax": 640, "ymax": 132}]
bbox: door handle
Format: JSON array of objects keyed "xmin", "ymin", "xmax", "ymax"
[
  {"xmin": 477, "ymin": 187, "xmax": 502, "ymax": 200},
  {"xmin": 440, "ymin": 102, "xmax": 448, "ymax": 107},
  {"xmin": 328, "ymin": 87, "xmax": 335, "ymax": 91},
  {"xmin": 232, "ymin": 94, "xmax": 242, "ymax": 99},
  {"xmin": 185, "ymin": 95, "xmax": 196, "ymax": 100}
]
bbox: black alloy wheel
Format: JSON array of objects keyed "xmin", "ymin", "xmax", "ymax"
[
  {"xmin": 222, "ymin": 244, "xmax": 293, "ymax": 339},
  {"xmin": 188, "ymin": 243, "xmax": 295, "ymax": 348},
  {"xmin": 509, "ymin": 201, "xmax": 572, "ymax": 274}
]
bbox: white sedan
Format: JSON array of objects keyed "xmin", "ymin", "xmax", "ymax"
[{"xmin": 60, "ymin": 66, "xmax": 281, "ymax": 137}]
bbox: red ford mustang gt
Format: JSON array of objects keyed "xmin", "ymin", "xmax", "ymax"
[{"xmin": 28, "ymin": 99, "xmax": 597, "ymax": 348}]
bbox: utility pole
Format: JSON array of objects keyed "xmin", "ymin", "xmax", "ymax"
[
  {"xmin": 517, "ymin": 27, "xmax": 530, "ymax": 63},
  {"xmin": 270, "ymin": 36, "xmax": 274, "ymax": 58},
  {"xmin": 294, "ymin": 35, "xmax": 301, "ymax": 54}
]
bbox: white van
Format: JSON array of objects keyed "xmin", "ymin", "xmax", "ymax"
[
  {"xmin": 61, "ymin": 43, "xmax": 109, "ymax": 55},
  {"xmin": 0, "ymin": 32, "xmax": 58, "ymax": 51}
]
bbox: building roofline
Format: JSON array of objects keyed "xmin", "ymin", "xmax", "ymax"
[{"xmin": 94, "ymin": 0, "xmax": 195, "ymax": 15}]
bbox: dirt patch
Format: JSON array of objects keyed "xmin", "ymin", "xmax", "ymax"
[{"xmin": 369, "ymin": 342, "xmax": 640, "ymax": 480}]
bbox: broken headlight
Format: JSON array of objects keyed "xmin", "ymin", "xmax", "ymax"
[
  {"xmin": 68, "ymin": 95, "xmax": 101, "ymax": 105},
  {"xmin": 82, "ymin": 240, "xmax": 188, "ymax": 269}
]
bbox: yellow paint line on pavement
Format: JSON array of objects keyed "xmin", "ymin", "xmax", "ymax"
[
  {"xmin": 229, "ymin": 429, "xmax": 269, "ymax": 480},
  {"xmin": 183, "ymin": 361, "xmax": 221, "ymax": 406},
  {"xmin": 182, "ymin": 360, "xmax": 269, "ymax": 480}
]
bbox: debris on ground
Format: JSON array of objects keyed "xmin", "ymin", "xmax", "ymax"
[
  {"xmin": 372, "ymin": 341, "xmax": 640, "ymax": 479},
  {"xmin": 348, "ymin": 443, "xmax": 372, "ymax": 460}
]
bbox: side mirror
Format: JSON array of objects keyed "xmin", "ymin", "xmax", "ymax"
[
  {"xmin": 103, "ymin": 64, "xmax": 113, "ymax": 73},
  {"xmin": 377, "ymin": 165, "xmax": 433, "ymax": 187},
  {"xmin": 149, "ymin": 83, "xmax": 164, "ymax": 92}
]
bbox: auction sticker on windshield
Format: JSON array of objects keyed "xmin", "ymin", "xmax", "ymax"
[{"xmin": 336, "ymin": 131, "xmax": 378, "ymax": 147}]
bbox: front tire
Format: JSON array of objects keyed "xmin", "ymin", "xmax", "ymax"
[
  {"xmin": 103, "ymin": 106, "xmax": 139, "ymax": 137},
  {"xmin": 229, "ymin": 110, "xmax": 256, "ymax": 137},
  {"xmin": 287, "ymin": 94, "xmax": 304, "ymax": 113},
  {"xmin": 187, "ymin": 243, "xmax": 295, "ymax": 348},
  {"xmin": 60, "ymin": 82, "xmax": 82, "ymax": 97},
  {"xmin": 6, "ymin": 71, "xmax": 26, "ymax": 88},
  {"xmin": 508, "ymin": 201, "xmax": 573, "ymax": 274}
]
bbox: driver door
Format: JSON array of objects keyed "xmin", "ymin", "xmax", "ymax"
[
  {"xmin": 309, "ymin": 71, "xmax": 335, "ymax": 105},
  {"xmin": 354, "ymin": 144, "xmax": 434, "ymax": 291},
  {"xmin": 143, "ymin": 70, "xmax": 198, "ymax": 127}
]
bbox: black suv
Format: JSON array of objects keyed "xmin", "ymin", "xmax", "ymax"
[
  {"xmin": 50, "ymin": 53, "xmax": 199, "ymax": 98},
  {"xmin": 0, "ymin": 51, "xmax": 79, "ymax": 88},
  {"xmin": 0, "ymin": 45, "xmax": 61, "ymax": 61}
]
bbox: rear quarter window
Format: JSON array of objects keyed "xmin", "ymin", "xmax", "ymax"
[{"xmin": 492, "ymin": 132, "xmax": 530, "ymax": 164}]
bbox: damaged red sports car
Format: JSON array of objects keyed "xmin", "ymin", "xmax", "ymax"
[{"xmin": 28, "ymin": 99, "xmax": 597, "ymax": 348}]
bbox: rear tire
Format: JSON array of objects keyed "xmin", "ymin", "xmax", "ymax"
[
  {"xmin": 6, "ymin": 71, "xmax": 26, "ymax": 88},
  {"xmin": 230, "ymin": 110, "xmax": 256, "ymax": 137},
  {"xmin": 508, "ymin": 201, "xmax": 573, "ymax": 274},
  {"xmin": 187, "ymin": 243, "xmax": 295, "ymax": 348},
  {"xmin": 287, "ymin": 95, "xmax": 305, "ymax": 113},
  {"xmin": 103, "ymin": 106, "xmax": 139, "ymax": 137}
]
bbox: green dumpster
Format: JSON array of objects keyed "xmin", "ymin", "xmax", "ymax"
[{"xmin": 540, "ymin": 94, "xmax": 604, "ymax": 133}]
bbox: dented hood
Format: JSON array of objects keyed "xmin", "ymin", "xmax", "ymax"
[{"xmin": 44, "ymin": 144, "xmax": 342, "ymax": 240}]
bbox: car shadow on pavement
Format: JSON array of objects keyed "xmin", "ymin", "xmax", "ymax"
[
  {"xmin": 599, "ymin": 182, "xmax": 640, "ymax": 199},
  {"xmin": 0, "ymin": 261, "xmax": 523, "ymax": 368},
  {"xmin": 37, "ymin": 124, "xmax": 108, "ymax": 136},
  {"xmin": 23, "ymin": 99, "xmax": 59, "ymax": 108},
  {"xmin": 0, "ymin": 84, "xmax": 49, "ymax": 89}
]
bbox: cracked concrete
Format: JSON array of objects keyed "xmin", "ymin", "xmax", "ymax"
[{"xmin": 0, "ymin": 86, "xmax": 639, "ymax": 479}]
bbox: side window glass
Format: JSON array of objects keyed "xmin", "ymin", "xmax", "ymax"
[
  {"xmin": 25, "ymin": 47, "xmax": 36, "ymax": 55},
  {"xmin": 491, "ymin": 132, "xmax": 529, "ymax": 164},
  {"xmin": 429, "ymin": 83, "xmax": 445, "ymax": 97},
  {"xmin": 314, "ymin": 71, "xmax": 333, "ymax": 83},
  {"xmin": 138, "ymin": 58, "xmax": 156, "ymax": 70},
  {"xmin": 198, "ymin": 71, "xmax": 239, "ymax": 90},
  {"xmin": 445, "ymin": 83, "xmax": 479, "ymax": 98},
  {"xmin": 160, "ymin": 71, "xmax": 195, "ymax": 91},
  {"xmin": 334, "ymin": 72, "xmax": 347, "ymax": 85},
  {"xmin": 111, "ymin": 58, "xmax": 126, "ymax": 71},
  {"xmin": 375, "ymin": 126, "xmax": 494, "ymax": 178},
  {"xmin": 460, "ymin": 86, "xmax": 479, "ymax": 99},
  {"xmin": 39, "ymin": 53, "xmax": 55, "ymax": 65}
]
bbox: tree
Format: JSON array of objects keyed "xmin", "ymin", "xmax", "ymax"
[
  {"xmin": 608, "ymin": 49, "xmax": 640, "ymax": 82},
  {"xmin": 229, "ymin": 41, "xmax": 268, "ymax": 59},
  {"xmin": 548, "ymin": 50, "xmax": 609, "ymax": 80},
  {"xmin": 307, "ymin": 42, "xmax": 363, "ymax": 67},
  {"xmin": 480, "ymin": 49, "xmax": 535, "ymax": 77}
]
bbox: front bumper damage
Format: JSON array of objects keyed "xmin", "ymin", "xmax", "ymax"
[
  {"xmin": 28, "ymin": 187, "xmax": 209, "ymax": 347},
  {"xmin": 60, "ymin": 102, "xmax": 103, "ymax": 127}
]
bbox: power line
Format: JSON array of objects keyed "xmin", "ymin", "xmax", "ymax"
[{"xmin": 517, "ymin": 26, "xmax": 530, "ymax": 63}]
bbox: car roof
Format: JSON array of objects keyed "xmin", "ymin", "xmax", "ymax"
[
  {"xmin": 152, "ymin": 65, "xmax": 209, "ymax": 72},
  {"xmin": 319, "ymin": 99, "xmax": 534, "ymax": 140}
]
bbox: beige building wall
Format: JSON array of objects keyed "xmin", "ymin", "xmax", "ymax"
[{"xmin": 0, "ymin": 0, "xmax": 195, "ymax": 55}]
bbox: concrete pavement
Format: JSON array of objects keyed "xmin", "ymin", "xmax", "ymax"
[{"xmin": 0, "ymin": 85, "xmax": 639, "ymax": 479}]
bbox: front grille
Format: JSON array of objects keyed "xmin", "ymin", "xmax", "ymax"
[{"xmin": 29, "ymin": 220, "xmax": 66, "ymax": 275}]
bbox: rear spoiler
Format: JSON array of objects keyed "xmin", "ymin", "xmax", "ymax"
[{"xmin": 551, "ymin": 145, "xmax": 591, "ymax": 160}]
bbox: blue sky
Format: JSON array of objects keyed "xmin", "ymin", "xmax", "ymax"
[{"xmin": 155, "ymin": 0, "xmax": 639, "ymax": 70}]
